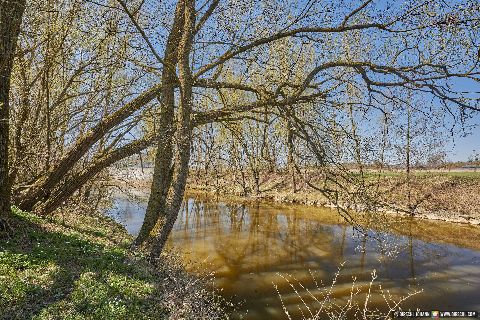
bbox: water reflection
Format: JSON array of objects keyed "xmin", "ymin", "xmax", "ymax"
[{"xmin": 106, "ymin": 194, "xmax": 480, "ymax": 319}]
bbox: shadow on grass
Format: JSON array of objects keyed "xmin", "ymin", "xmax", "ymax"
[{"xmin": 0, "ymin": 211, "xmax": 163, "ymax": 320}]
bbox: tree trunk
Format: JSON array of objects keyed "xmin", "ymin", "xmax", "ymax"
[
  {"xmin": 406, "ymin": 102, "xmax": 413, "ymax": 216},
  {"xmin": 134, "ymin": 0, "xmax": 186, "ymax": 246},
  {"xmin": 150, "ymin": 0, "xmax": 195, "ymax": 258},
  {"xmin": 149, "ymin": 121, "xmax": 192, "ymax": 258},
  {"xmin": 252, "ymin": 170, "xmax": 260, "ymax": 195},
  {"xmin": 39, "ymin": 135, "xmax": 156, "ymax": 214},
  {"xmin": 0, "ymin": 0, "xmax": 26, "ymax": 227},
  {"xmin": 287, "ymin": 118, "xmax": 296, "ymax": 193}
]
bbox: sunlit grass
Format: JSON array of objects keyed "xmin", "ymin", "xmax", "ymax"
[
  {"xmin": 0, "ymin": 206, "xmax": 228, "ymax": 319},
  {"xmin": 0, "ymin": 207, "xmax": 167, "ymax": 319}
]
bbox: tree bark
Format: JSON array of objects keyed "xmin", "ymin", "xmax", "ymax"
[
  {"xmin": 134, "ymin": 0, "xmax": 186, "ymax": 246},
  {"xmin": 287, "ymin": 117, "xmax": 296, "ymax": 193},
  {"xmin": 149, "ymin": 0, "xmax": 195, "ymax": 258},
  {"xmin": 0, "ymin": 0, "xmax": 26, "ymax": 227}
]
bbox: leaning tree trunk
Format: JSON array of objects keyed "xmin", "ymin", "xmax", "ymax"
[
  {"xmin": 17, "ymin": 82, "xmax": 162, "ymax": 212},
  {"xmin": 133, "ymin": 0, "xmax": 185, "ymax": 246},
  {"xmin": 0, "ymin": 0, "xmax": 26, "ymax": 227},
  {"xmin": 38, "ymin": 135, "xmax": 156, "ymax": 214},
  {"xmin": 149, "ymin": 0, "xmax": 195, "ymax": 258}
]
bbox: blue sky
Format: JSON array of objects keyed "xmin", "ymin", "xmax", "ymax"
[
  {"xmin": 131, "ymin": 0, "xmax": 480, "ymax": 163},
  {"xmin": 445, "ymin": 76, "xmax": 480, "ymax": 162},
  {"xmin": 449, "ymin": 124, "xmax": 480, "ymax": 161}
]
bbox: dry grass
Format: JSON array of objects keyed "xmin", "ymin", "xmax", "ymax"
[{"xmin": 274, "ymin": 263, "xmax": 421, "ymax": 320}]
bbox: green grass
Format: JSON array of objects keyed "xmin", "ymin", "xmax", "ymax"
[
  {"xmin": 427, "ymin": 171, "xmax": 480, "ymax": 178},
  {"xmin": 0, "ymin": 207, "xmax": 167, "ymax": 320}
]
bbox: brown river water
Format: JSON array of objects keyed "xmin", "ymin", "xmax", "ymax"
[{"xmin": 106, "ymin": 193, "xmax": 480, "ymax": 319}]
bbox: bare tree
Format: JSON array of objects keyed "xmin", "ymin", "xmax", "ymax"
[
  {"xmin": 109, "ymin": 0, "xmax": 480, "ymax": 258},
  {"xmin": 9, "ymin": 0, "xmax": 161, "ymax": 214},
  {"xmin": 6, "ymin": 0, "xmax": 479, "ymax": 256}
]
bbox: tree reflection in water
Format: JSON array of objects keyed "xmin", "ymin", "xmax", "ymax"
[{"xmin": 107, "ymin": 194, "xmax": 480, "ymax": 320}]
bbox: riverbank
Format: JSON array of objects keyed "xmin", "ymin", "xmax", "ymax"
[
  {"xmin": 0, "ymin": 206, "xmax": 228, "ymax": 319},
  {"xmin": 189, "ymin": 170, "xmax": 480, "ymax": 225},
  {"xmin": 110, "ymin": 166, "xmax": 480, "ymax": 226},
  {"xmin": 106, "ymin": 181, "xmax": 480, "ymax": 319}
]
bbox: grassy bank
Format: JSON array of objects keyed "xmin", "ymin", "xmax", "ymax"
[{"xmin": 0, "ymin": 207, "xmax": 227, "ymax": 320}]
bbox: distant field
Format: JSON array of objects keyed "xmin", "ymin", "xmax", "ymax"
[{"xmin": 351, "ymin": 169, "xmax": 480, "ymax": 179}]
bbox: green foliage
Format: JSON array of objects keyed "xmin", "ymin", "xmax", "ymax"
[
  {"xmin": 0, "ymin": 208, "xmax": 167, "ymax": 320},
  {"xmin": 68, "ymin": 271, "xmax": 157, "ymax": 319}
]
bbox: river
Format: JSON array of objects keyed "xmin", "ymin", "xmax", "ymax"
[{"xmin": 106, "ymin": 192, "xmax": 480, "ymax": 319}]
